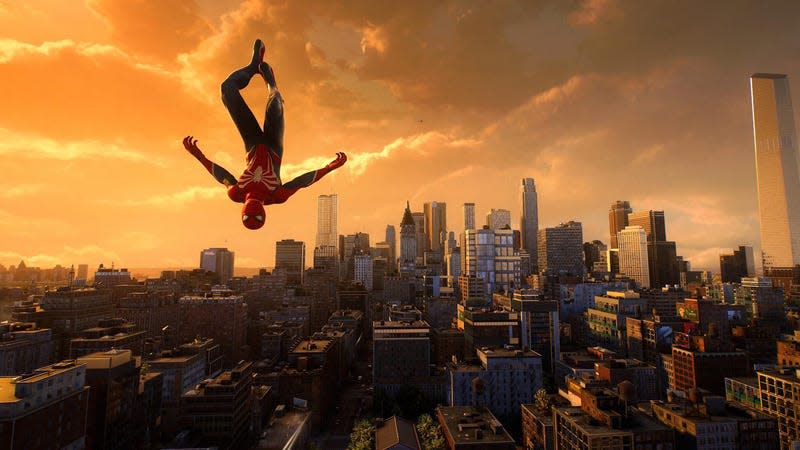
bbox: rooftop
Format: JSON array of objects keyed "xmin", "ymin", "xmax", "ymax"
[{"xmin": 437, "ymin": 406, "xmax": 515, "ymax": 445}]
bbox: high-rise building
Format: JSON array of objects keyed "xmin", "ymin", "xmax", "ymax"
[
  {"xmin": 463, "ymin": 228, "xmax": 521, "ymax": 296},
  {"xmin": 275, "ymin": 239, "xmax": 305, "ymax": 285},
  {"xmin": 178, "ymin": 288, "xmax": 248, "ymax": 368},
  {"xmin": 400, "ymin": 202, "xmax": 418, "ymax": 275},
  {"xmin": 78, "ymin": 349, "xmax": 140, "ymax": 450},
  {"xmin": 537, "ymin": 221, "xmax": 584, "ymax": 276},
  {"xmin": 720, "ymin": 245, "xmax": 756, "ymax": 283},
  {"xmin": 76, "ymin": 263, "xmax": 89, "ymax": 281},
  {"xmin": 628, "ymin": 210, "xmax": 679, "ymax": 287},
  {"xmin": 424, "ymin": 201, "xmax": 447, "ymax": 253},
  {"xmin": 486, "ymin": 209, "xmax": 511, "ymax": 230},
  {"xmin": 385, "ymin": 225, "xmax": 396, "ymax": 266},
  {"xmin": 463, "ymin": 203, "xmax": 476, "ymax": 230},
  {"xmin": 315, "ymin": 193, "xmax": 338, "ymax": 249},
  {"xmin": 617, "ymin": 225, "xmax": 650, "ymax": 288},
  {"xmin": 521, "ymin": 178, "xmax": 539, "ymax": 271},
  {"xmin": 412, "ymin": 212, "xmax": 426, "ymax": 256},
  {"xmin": 353, "ymin": 254, "xmax": 373, "ymax": 291},
  {"xmin": 750, "ymin": 73, "xmax": 800, "ymax": 268},
  {"xmin": 608, "ymin": 200, "xmax": 632, "ymax": 249},
  {"xmin": 199, "ymin": 247, "xmax": 235, "ymax": 284}
]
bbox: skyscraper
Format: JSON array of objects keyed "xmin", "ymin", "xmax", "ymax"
[
  {"xmin": 315, "ymin": 194, "xmax": 338, "ymax": 250},
  {"xmin": 486, "ymin": 209, "xmax": 511, "ymax": 230},
  {"xmin": 608, "ymin": 201, "xmax": 632, "ymax": 249},
  {"xmin": 628, "ymin": 210, "xmax": 678, "ymax": 287},
  {"xmin": 199, "ymin": 248, "xmax": 235, "ymax": 284},
  {"xmin": 521, "ymin": 178, "xmax": 539, "ymax": 270},
  {"xmin": 617, "ymin": 226, "xmax": 650, "ymax": 288},
  {"xmin": 385, "ymin": 225, "xmax": 396, "ymax": 264},
  {"xmin": 463, "ymin": 203, "xmax": 475, "ymax": 230},
  {"xmin": 719, "ymin": 245, "xmax": 756, "ymax": 283},
  {"xmin": 275, "ymin": 239, "xmax": 305, "ymax": 285},
  {"xmin": 412, "ymin": 212, "xmax": 426, "ymax": 256},
  {"xmin": 400, "ymin": 202, "xmax": 417, "ymax": 275},
  {"xmin": 750, "ymin": 73, "xmax": 800, "ymax": 268},
  {"xmin": 424, "ymin": 201, "xmax": 447, "ymax": 253},
  {"xmin": 537, "ymin": 221, "xmax": 584, "ymax": 276}
]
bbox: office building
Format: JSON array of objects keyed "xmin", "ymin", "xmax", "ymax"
[
  {"xmin": 652, "ymin": 396, "xmax": 778, "ymax": 450},
  {"xmin": 353, "ymin": 254, "xmax": 373, "ymax": 291},
  {"xmin": 617, "ymin": 225, "xmax": 650, "ymax": 288},
  {"xmin": 463, "ymin": 203, "xmax": 476, "ymax": 230},
  {"xmin": 757, "ymin": 368, "xmax": 800, "ymax": 449},
  {"xmin": 608, "ymin": 200, "xmax": 632, "ymax": 249},
  {"xmin": 486, "ymin": 208, "xmax": 511, "ymax": 230},
  {"xmin": 587, "ymin": 291, "xmax": 647, "ymax": 354},
  {"xmin": 69, "ymin": 317, "xmax": 145, "ymax": 358},
  {"xmin": 627, "ymin": 210, "xmax": 679, "ymax": 287},
  {"xmin": 400, "ymin": 202, "xmax": 418, "ymax": 275},
  {"xmin": 182, "ymin": 361, "xmax": 254, "ymax": 449},
  {"xmin": 538, "ymin": 221, "xmax": 584, "ymax": 276},
  {"xmin": 178, "ymin": 288, "xmax": 248, "ymax": 367},
  {"xmin": 507, "ymin": 290, "xmax": 559, "ymax": 373},
  {"xmin": 373, "ymin": 320, "xmax": 431, "ymax": 394},
  {"xmin": 116, "ymin": 291, "xmax": 180, "ymax": 340},
  {"xmin": 22, "ymin": 286, "xmax": 114, "ymax": 361},
  {"xmin": 448, "ymin": 347, "xmax": 542, "ymax": 432},
  {"xmin": 720, "ymin": 245, "xmax": 756, "ymax": 283},
  {"xmin": 0, "ymin": 360, "xmax": 90, "ymax": 449},
  {"xmin": 670, "ymin": 334, "xmax": 750, "ymax": 396},
  {"xmin": 413, "ymin": 212, "xmax": 426, "ymax": 257},
  {"xmin": 424, "ymin": 201, "xmax": 447, "ymax": 253},
  {"xmin": 0, "ymin": 321, "xmax": 51, "ymax": 376},
  {"xmin": 77, "ymin": 349, "xmax": 140, "ymax": 450},
  {"xmin": 199, "ymin": 247, "xmax": 234, "ymax": 284},
  {"xmin": 276, "ymin": 239, "xmax": 305, "ymax": 285},
  {"xmin": 751, "ymin": 73, "xmax": 800, "ymax": 268},
  {"xmin": 521, "ymin": 178, "xmax": 539, "ymax": 272},
  {"xmin": 316, "ymin": 193, "xmax": 338, "ymax": 249}
]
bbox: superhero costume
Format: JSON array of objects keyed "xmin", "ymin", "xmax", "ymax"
[{"xmin": 183, "ymin": 39, "xmax": 346, "ymax": 229}]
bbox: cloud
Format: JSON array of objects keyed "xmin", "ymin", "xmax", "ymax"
[
  {"xmin": 87, "ymin": 0, "xmax": 214, "ymax": 63},
  {"xmin": 109, "ymin": 186, "xmax": 222, "ymax": 208},
  {"xmin": 280, "ymin": 130, "xmax": 482, "ymax": 179},
  {"xmin": 0, "ymin": 183, "xmax": 44, "ymax": 198},
  {"xmin": 0, "ymin": 245, "xmax": 120, "ymax": 268},
  {"xmin": 0, "ymin": 127, "xmax": 166, "ymax": 165}
]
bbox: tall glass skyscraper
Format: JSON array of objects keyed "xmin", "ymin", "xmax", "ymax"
[
  {"xmin": 520, "ymin": 178, "xmax": 538, "ymax": 269},
  {"xmin": 199, "ymin": 247, "xmax": 234, "ymax": 284},
  {"xmin": 750, "ymin": 74, "xmax": 800, "ymax": 268},
  {"xmin": 316, "ymin": 194, "xmax": 338, "ymax": 250}
]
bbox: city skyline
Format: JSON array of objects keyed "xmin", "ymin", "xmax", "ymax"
[{"xmin": 3, "ymin": 2, "xmax": 800, "ymax": 270}]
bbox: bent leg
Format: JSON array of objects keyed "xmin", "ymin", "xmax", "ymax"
[
  {"xmin": 221, "ymin": 67, "xmax": 264, "ymax": 152},
  {"xmin": 221, "ymin": 41, "xmax": 267, "ymax": 152},
  {"xmin": 263, "ymin": 87, "xmax": 285, "ymax": 160}
]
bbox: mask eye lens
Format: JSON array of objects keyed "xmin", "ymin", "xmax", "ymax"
[
  {"xmin": 242, "ymin": 215, "xmax": 249, "ymax": 222},
  {"xmin": 256, "ymin": 215, "xmax": 264, "ymax": 222}
]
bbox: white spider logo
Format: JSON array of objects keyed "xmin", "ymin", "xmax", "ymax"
[{"xmin": 239, "ymin": 155, "xmax": 280, "ymax": 189}]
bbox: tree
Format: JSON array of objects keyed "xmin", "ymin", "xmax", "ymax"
[
  {"xmin": 347, "ymin": 418, "xmax": 375, "ymax": 450},
  {"xmin": 534, "ymin": 388, "xmax": 552, "ymax": 412},
  {"xmin": 416, "ymin": 414, "xmax": 445, "ymax": 450}
]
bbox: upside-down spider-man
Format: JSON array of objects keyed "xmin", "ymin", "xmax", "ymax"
[{"xmin": 183, "ymin": 39, "xmax": 347, "ymax": 230}]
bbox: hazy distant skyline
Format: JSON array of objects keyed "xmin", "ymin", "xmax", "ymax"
[{"xmin": 2, "ymin": 0, "xmax": 800, "ymax": 271}]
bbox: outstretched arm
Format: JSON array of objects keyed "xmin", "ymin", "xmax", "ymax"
[
  {"xmin": 182, "ymin": 136, "xmax": 237, "ymax": 187},
  {"xmin": 274, "ymin": 152, "xmax": 347, "ymax": 203}
]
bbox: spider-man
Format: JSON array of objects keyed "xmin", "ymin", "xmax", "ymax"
[{"xmin": 183, "ymin": 39, "xmax": 347, "ymax": 230}]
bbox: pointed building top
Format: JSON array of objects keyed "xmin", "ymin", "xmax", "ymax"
[{"xmin": 401, "ymin": 201, "xmax": 415, "ymax": 227}]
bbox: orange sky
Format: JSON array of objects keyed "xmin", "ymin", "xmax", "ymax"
[{"xmin": 2, "ymin": 0, "xmax": 800, "ymax": 271}]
